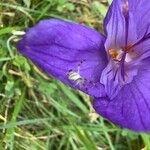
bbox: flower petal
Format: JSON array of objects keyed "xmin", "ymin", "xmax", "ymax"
[
  {"xmin": 130, "ymin": 0, "xmax": 150, "ymax": 38},
  {"xmin": 17, "ymin": 19, "xmax": 108, "ymax": 97},
  {"xmin": 127, "ymin": 0, "xmax": 150, "ymax": 57},
  {"xmin": 93, "ymin": 58, "xmax": 150, "ymax": 132},
  {"xmin": 104, "ymin": 0, "xmax": 147, "ymax": 50},
  {"xmin": 104, "ymin": 0, "xmax": 150, "ymax": 50},
  {"xmin": 104, "ymin": 0, "xmax": 128, "ymax": 50}
]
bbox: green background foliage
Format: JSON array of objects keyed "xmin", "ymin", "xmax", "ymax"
[{"xmin": 0, "ymin": 0, "xmax": 150, "ymax": 149}]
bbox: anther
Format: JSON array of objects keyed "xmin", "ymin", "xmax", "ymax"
[{"xmin": 109, "ymin": 48, "xmax": 118, "ymax": 59}]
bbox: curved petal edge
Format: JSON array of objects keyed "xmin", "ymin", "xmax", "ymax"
[{"xmin": 17, "ymin": 19, "xmax": 108, "ymax": 97}]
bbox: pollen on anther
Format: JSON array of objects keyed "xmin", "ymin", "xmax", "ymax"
[{"xmin": 109, "ymin": 48, "xmax": 118, "ymax": 59}]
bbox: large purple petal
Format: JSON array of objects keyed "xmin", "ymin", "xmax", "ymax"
[
  {"xmin": 17, "ymin": 19, "xmax": 108, "ymax": 97},
  {"xmin": 127, "ymin": 0, "xmax": 150, "ymax": 56},
  {"xmin": 104, "ymin": 0, "xmax": 150, "ymax": 50},
  {"xmin": 94, "ymin": 58, "xmax": 150, "ymax": 132},
  {"xmin": 104, "ymin": 0, "xmax": 127, "ymax": 50},
  {"xmin": 130, "ymin": 0, "xmax": 150, "ymax": 38},
  {"xmin": 104, "ymin": 0, "xmax": 138, "ymax": 50}
]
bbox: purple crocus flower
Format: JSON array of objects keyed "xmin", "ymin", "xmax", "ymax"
[{"xmin": 17, "ymin": 0, "xmax": 150, "ymax": 132}]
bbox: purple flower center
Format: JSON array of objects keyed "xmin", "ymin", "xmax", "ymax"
[
  {"xmin": 108, "ymin": 44, "xmax": 135, "ymax": 80},
  {"xmin": 99, "ymin": 0, "xmax": 150, "ymax": 100},
  {"xmin": 102, "ymin": 30, "xmax": 150, "ymax": 100}
]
